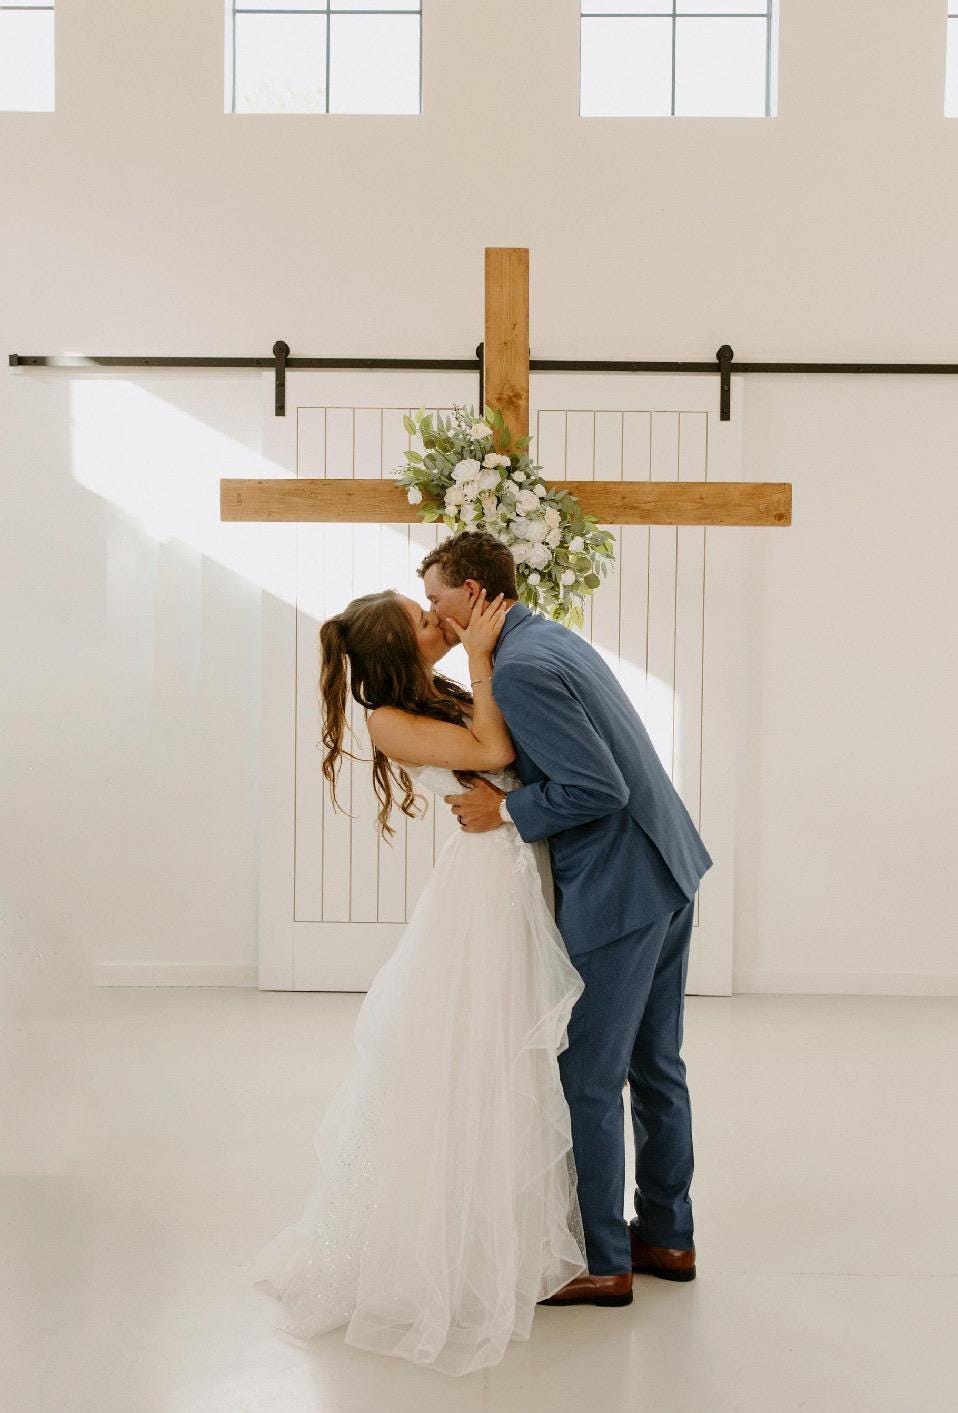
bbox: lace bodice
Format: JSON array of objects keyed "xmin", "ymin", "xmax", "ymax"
[{"xmin": 405, "ymin": 762, "xmax": 522, "ymax": 799}]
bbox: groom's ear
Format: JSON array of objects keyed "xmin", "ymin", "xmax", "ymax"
[{"xmin": 463, "ymin": 578, "xmax": 482, "ymax": 605}]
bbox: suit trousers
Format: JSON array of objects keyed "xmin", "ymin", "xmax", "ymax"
[{"xmin": 557, "ymin": 899, "xmax": 696, "ymax": 1274}]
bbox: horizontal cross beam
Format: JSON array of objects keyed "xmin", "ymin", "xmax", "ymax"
[{"xmin": 219, "ymin": 478, "xmax": 792, "ymax": 527}]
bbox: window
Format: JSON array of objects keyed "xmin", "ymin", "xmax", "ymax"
[
  {"xmin": 226, "ymin": 1, "xmax": 421, "ymax": 114},
  {"xmin": 947, "ymin": 7, "xmax": 958, "ymax": 115},
  {"xmin": 0, "ymin": 1, "xmax": 54, "ymax": 111},
  {"xmin": 580, "ymin": 1, "xmax": 777, "ymax": 118}
]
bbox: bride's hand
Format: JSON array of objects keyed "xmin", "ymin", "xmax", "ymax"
[{"xmin": 446, "ymin": 590, "xmax": 507, "ymax": 657}]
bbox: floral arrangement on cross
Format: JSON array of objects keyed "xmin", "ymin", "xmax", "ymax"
[{"xmin": 393, "ymin": 404, "xmax": 615, "ymax": 629}]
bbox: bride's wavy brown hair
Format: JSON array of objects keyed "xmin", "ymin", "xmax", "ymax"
[{"xmin": 319, "ymin": 589, "xmax": 475, "ymax": 840}]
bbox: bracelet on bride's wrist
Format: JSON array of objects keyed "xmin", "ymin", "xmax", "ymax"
[{"xmin": 470, "ymin": 676, "xmax": 491, "ymax": 686}]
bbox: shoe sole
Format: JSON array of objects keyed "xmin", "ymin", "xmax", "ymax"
[
  {"xmin": 539, "ymin": 1290, "xmax": 634, "ymax": 1307},
  {"xmin": 631, "ymin": 1263, "xmax": 696, "ymax": 1282}
]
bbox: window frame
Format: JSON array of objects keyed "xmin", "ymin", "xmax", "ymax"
[
  {"xmin": 0, "ymin": 0, "xmax": 55, "ymax": 114},
  {"xmin": 226, "ymin": 1, "xmax": 423, "ymax": 116},
  {"xmin": 579, "ymin": 2, "xmax": 778, "ymax": 119}
]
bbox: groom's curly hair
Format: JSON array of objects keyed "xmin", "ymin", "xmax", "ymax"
[{"xmin": 417, "ymin": 531, "xmax": 518, "ymax": 599}]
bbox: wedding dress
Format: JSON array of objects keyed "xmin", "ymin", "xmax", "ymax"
[{"xmin": 251, "ymin": 763, "xmax": 588, "ymax": 1376}]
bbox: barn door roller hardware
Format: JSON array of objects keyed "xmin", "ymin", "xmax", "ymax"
[{"xmin": 11, "ymin": 346, "xmax": 958, "ymax": 424}]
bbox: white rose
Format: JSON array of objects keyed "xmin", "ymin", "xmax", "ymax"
[
  {"xmin": 504, "ymin": 479, "xmax": 522, "ymax": 497},
  {"xmin": 569, "ymin": 535, "xmax": 585, "ymax": 553},
  {"xmin": 512, "ymin": 470, "xmax": 526, "ymax": 482},
  {"xmin": 509, "ymin": 517, "xmax": 532, "ymax": 538},
  {"xmin": 534, "ymin": 483, "xmax": 547, "ymax": 498},
  {"xmin": 527, "ymin": 542, "xmax": 553, "ymax": 570},
  {"xmin": 445, "ymin": 484, "xmax": 465, "ymax": 507},
  {"xmin": 461, "ymin": 478, "xmax": 481, "ymax": 500},
  {"xmin": 517, "ymin": 489, "xmax": 541, "ymax": 514},
  {"xmin": 493, "ymin": 453, "xmax": 512, "ymax": 467},
  {"xmin": 546, "ymin": 527, "xmax": 562, "ymax": 547},
  {"xmin": 460, "ymin": 502, "xmax": 477, "ymax": 523},
  {"xmin": 560, "ymin": 569, "xmax": 576, "ymax": 586},
  {"xmin": 406, "ymin": 486, "xmax": 423, "ymax": 505},
  {"xmin": 543, "ymin": 505, "xmax": 562, "ymax": 529},
  {"xmin": 510, "ymin": 540, "xmax": 533, "ymax": 564},
  {"xmin": 470, "ymin": 422, "xmax": 493, "ymax": 440},
  {"xmin": 526, "ymin": 518, "xmax": 550, "ymax": 544},
  {"xmin": 452, "ymin": 458, "xmax": 482, "ymax": 482},
  {"xmin": 478, "ymin": 467, "xmax": 500, "ymax": 491},
  {"xmin": 526, "ymin": 571, "xmax": 541, "ymax": 586}
]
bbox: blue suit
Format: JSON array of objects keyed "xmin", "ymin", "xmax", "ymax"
[{"xmin": 492, "ymin": 602, "xmax": 713, "ymax": 1272}]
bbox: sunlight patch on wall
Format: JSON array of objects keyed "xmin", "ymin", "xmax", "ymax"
[{"xmin": 68, "ymin": 377, "xmax": 298, "ymax": 604}]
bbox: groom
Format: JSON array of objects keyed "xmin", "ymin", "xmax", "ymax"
[{"xmin": 420, "ymin": 530, "xmax": 713, "ymax": 1308}]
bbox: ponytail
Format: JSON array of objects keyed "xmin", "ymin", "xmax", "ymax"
[{"xmin": 318, "ymin": 616, "xmax": 355, "ymax": 815}]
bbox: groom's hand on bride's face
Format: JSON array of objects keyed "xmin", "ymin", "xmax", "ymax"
[{"xmin": 444, "ymin": 779, "xmax": 506, "ymax": 832}]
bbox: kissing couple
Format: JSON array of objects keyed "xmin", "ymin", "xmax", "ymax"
[{"xmin": 253, "ymin": 529, "xmax": 713, "ymax": 1377}]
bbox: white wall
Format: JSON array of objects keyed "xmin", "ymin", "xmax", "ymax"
[{"xmin": 2, "ymin": 0, "xmax": 956, "ymax": 991}]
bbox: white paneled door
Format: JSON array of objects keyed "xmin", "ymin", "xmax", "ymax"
[{"xmin": 257, "ymin": 370, "xmax": 745, "ymax": 995}]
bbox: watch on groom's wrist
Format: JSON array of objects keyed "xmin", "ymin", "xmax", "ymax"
[{"xmin": 498, "ymin": 796, "xmax": 511, "ymax": 824}]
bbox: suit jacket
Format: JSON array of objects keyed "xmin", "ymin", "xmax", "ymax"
[{"xmin": 492, "ymin": 602, "xmax": 713, "ymax": 958}]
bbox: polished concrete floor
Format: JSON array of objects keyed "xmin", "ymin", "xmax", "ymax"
[{"xmin": 3, "ymin": 942, "xmax": 956, "ymax": 1412}]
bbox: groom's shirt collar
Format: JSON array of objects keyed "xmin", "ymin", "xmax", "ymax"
[{"xmin": 492, "ymin": 599, "xmax": 531, "ymax": 660}]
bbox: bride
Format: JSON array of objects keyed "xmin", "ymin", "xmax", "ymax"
[{"xmin": 251, "ymin": 585, "xmax": 588, "ymax": 1376}]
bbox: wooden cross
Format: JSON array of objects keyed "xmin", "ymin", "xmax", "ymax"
[{"xmin": 220, "ymin": 248, "xmax": 791, "ymax": 528}]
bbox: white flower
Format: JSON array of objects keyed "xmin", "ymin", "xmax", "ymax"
[
  {"xmin": 546, "ymin": 527, "xmax": 562, "ymax": 547},
  {"xmin": 461, "ymin": 478, "xmax": 481, "ymax": 500},
  {"xmin": 504, "ymin": 479, "xmax": 522, "ymax": 497},
  {"xmin": 534, "ymin": 483, "xmax": 547, "ymax": 498},
  {"xmin": 470, "ymin": 421, "xmax": 493, "ymax": 440},
  {"xmin": 527, "ymin": 542, "xmax": 553, "ymax": 570},
  {"xmin": 512, "ymin": 470, "xmax": 526, "ymax": 482},
  {"xmin": 509, "ymin": 517, "xmax": 532, "ymax": 539},
  {"xmin": 478, "ymin": 467, "xmax": 500, "ymax": 491},
  {"xmin": 526, "ymin": 571, "xmax": 541, "ymax": 585},
  {"xmin": 460, "ymin": 502, "xmax": 477, "ymax": 523},
  {"xmin": 480, "ymin": 492, "xmax": 499, "ymax": 517},
  {"xmin": 445, "ymin": 484, "xmax": 465, "ymax": 507},
  {"xmin": 482, "ymin": 452, "xmax": 511, "ymax": 468},
  {"xmin": 568, "ymin": 535, "xmax": 585, "ymax": 553},
  {"xmin": 406, "ymin": 486, "xmax": 423, "ymax": 505},
  {"xmin": 452, "ymin": 458, "xmax": 482, "ymax": 482},
  {"xmin": 543, "ymin": 505, "xmax": 562, "ymax": 530},
  {"xmin": 517, "ymin": 489, "xmax": 541, "ymax": 514},
  {"xmin": 560, "ymin": 569, "xmax": 577, "ymax": 586},
  {"xmin": 526, "ymin": 518, "xmax": 550, "ymax": 544},
  {"xmin": 510, "ymin": 540, "xmax": 533, "ymax": 564}
]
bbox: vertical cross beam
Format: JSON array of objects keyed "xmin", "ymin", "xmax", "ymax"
[{"xmin": 484, "ymin": 247, "xmax": 530, "ymax": 445}]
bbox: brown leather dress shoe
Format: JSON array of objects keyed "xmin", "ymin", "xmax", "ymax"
[
  {"xmin": 538, "ymin": 1271, "xmax": 633, "ymax": 1307},
  {"xmin": 629, "ymin": 1224, "xmax": 696, "ymax": 1281}
]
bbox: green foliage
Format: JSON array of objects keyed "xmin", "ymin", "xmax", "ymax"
[{"xmin": 392, "ymin": 403, "xmax": 617, "ymax": 626}]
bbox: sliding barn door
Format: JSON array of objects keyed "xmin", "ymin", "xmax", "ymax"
[
  {"xmin": 529, "ymin": 374, "xmax": 742, "ymax": 996},
  {"xmin": 257, "ymin": 370, "xmax": 743, "ymax": 995}
]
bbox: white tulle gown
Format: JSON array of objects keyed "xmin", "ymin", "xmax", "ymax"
[{"xmin": 251, "ymin": 764, "xmax": 588, "ymax": 1376}]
